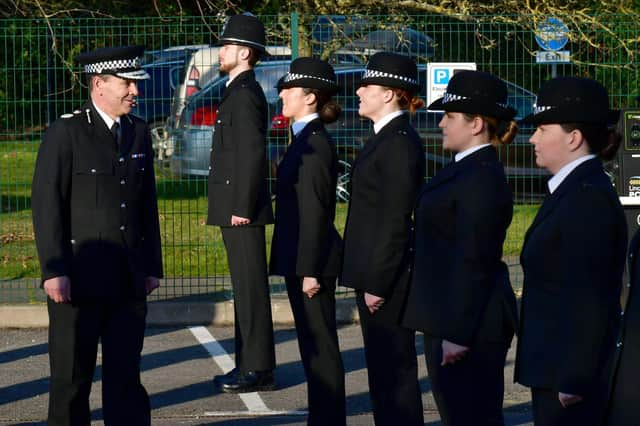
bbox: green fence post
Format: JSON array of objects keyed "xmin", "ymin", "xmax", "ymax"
[{"xmin": 291, "ymin": 12, "xmax": 298, "ymax": 59}]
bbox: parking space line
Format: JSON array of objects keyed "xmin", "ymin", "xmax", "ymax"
[
  {"xmin": 202, "ymin": 410, "xmax": 308, "ymax": 417},
  {"xmin": 188, "ymin": 326, "xmax": 275, "ymax": 413}
]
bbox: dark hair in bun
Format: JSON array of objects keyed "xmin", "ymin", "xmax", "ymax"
[{"xmin": 560, "ymin": 123, "xmax": 621, "ymax": 161}]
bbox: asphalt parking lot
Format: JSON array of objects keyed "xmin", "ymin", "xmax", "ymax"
[{"xmin": 0, "ymin": 324, "xmax": 534, "ymax": 425}]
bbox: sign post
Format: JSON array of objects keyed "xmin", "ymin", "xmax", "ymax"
[{"xmin": 534, "ymin": 17, "xmax": 570, "ymax": 77}]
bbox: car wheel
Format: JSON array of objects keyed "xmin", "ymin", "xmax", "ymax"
[
  {"xmin": 336, "ymin": 160, "xmax": 351, "ymax": 202},
  {"xmin": 149, "ymin": 120, "xmax": 172, "ymax": 161}
]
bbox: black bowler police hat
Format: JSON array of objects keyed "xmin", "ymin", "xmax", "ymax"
[
  {"xmin": 76, "ymin": 45, "xmax": 150, "ymax": 80},
  {"xmin": 428, "ymin": 70, "xmax": 516, "ymax": 120},
  {"xmin": 523, "ymin": 76, "xmax": 620, "ymax": 125},
  {"xmin": 279, "ymin": 57, "xmax": 339, "ymax": 94},
  {"xmin": 216, "ymin": 13, "xmax": 267, "ymax": 55},
  {"xmin": 357, "ymin": 52, "xmax": 421, "ymax": 93}
]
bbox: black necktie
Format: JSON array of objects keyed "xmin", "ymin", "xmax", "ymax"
[{"xmin": 110, "ymin": 122, "xmax": 120, "ymax": 145}]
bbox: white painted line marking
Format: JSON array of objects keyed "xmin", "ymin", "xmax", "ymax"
[
  {"xmin": 202, "ymin": 410, "xmax": 308, "ymax": 417},
  {"xmin": 188, "ymin": 326, "xmax": 280, "ymax": 414}
]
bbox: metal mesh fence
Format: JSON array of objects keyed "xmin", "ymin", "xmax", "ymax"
[{"xmin": 1, "ymin": 14, "xmax": 638, "ymax": 302}]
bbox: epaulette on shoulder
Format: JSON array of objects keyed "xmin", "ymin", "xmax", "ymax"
[{"xmin": 60, "ymin": 109, "xmax": 83, "ymax": 119}]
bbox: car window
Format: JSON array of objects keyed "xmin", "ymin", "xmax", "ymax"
[
  {"xmin": 170, "ymin": 66, "xmax": 184, "ymax": 90},
  {"xmin": 188, "ymin": 77, "xmax": 228, "ymax": 114},
  {"xmin": 255, "ymin": 64, "xmax": 290, "ymax": 102},
  {"xmin": 505, "ymin": 82, "xmax": 535, "ymax": 120}
]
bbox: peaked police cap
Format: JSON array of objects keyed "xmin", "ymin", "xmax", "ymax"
[
  {"xmin": 76, "ymin": 45, "xmax": 150, "ymax": 80},
  {"xmin": 216, "ymin": 14, "xmax": 267, "ymax": 55}
]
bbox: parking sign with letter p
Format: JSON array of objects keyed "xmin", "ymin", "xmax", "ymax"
[
  {"xmin": 434, "ymin": 68, "xmax": 450, "ymax": 84},
  {"xmin": 427, "ymin": 62, "xmax": 477, "ymax": 108}
]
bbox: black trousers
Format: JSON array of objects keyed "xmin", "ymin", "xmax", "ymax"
[
  {"xmin": 285, "ymin": 276, "xmax": 346, "ymax": 426},
  {"xmin": 424, "ymin": 336, "xmax": 509, "ymax": 426},
  {"xmin": 47, "ymin": 297, "xmax": 149, "ymax": 426},
  {"xmin": 221, "ymin": 225, "xmax": 275, "ymax": 372},
  {"xmin": 356, "ymin": 291, "xmax": 423, "ymax": 426},
  {"xmin": 532, "ymin": 387, "xmax": 606, "ymax": 426}
]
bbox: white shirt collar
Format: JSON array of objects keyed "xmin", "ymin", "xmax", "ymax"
[
  {"xmin": 373, "ymin": 110, "xmax": 405, "ymax": 134},
  {"xmin": 292, "ymin": 113, "xmax": 320, "ymax": 136},
  {"xmin": 92, "ymin": 101, "xmax": 119, "ymax": 129},
  {"xmin": 548, "ymin": 154, "xmax": 597, "ymax": 194},
  {"xmin": 454, "ymin": 143, "xmax": 492, "ymax": 162}
]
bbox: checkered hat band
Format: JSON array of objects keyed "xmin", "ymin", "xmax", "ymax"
[
  {"xmin": 533, "ymin": 104, "xmax": 553, "ymax": 114},
  {"xmin": 443, "ymin": 91, "xmax": 508, "ymax": 109},
  {"xmin": 363, "ymin": 69, "xmax": 418, "ymax": 85},
  {"xmin": 84, "ymin": 57, "xmax": 140, "ymax": 74},
  {"xmin": 284, "ymin": 72, "xmax": 334, "ymax": 84}
]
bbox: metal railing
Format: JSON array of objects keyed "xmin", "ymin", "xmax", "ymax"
[{"xmin": 1, "ymin": 14, "xmax": 638, "ymax": 301}]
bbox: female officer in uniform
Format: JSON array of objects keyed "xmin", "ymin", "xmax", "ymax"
[
  {"xmin": 269, "ymin": 57, "xmax": 345, "ymax": 426},
  {"xmin": 402, "ymin": 70, "xmax": 519, "ymax": 426},
  {"xmin": 341, "ymin": 52, "xmax": 425, "ymax": 426},
  {"xmin": 608, "ymin": 229, "xmax": 640, "ymax": 424},
  {"xmin": 514, "ymin": 77, "xmax": 625, "ymax": 426}
]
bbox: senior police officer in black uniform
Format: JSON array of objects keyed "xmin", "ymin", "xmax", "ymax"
[
  {"xmin": 31, "ymin": 45, "xmax": 162, "ymax": 426},
  {"xmin": 207, "ymin": 14, "xmax": 276, "ymax": 393}
]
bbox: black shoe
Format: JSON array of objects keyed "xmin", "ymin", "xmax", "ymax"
[
  {"xmin": 214, "ymin": 367, "xmax": 239, "ymax": 386},
  {"xmin": 220, "ymin": 370, "xmax": 275, "ymax": 393}
]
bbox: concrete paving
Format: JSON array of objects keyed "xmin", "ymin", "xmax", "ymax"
[{"xmin": 0, "ymin": 325, "xmax": 533, "ymax": 425}]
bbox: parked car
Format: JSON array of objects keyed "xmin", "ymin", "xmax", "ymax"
[
  {"xmin": 166, "ymin": 45, "xmax": 292, "ymax": 135},
  {"xmin": 169, "ymin": 61, "xmax": 293, "ymax": 181},
  {"xmin": 170, "ymin": 60, "xmax": 544, "ymax": 201},
  {"xmin": 132, "ymin": 45, "xmax": 206, "ymax": 160}
]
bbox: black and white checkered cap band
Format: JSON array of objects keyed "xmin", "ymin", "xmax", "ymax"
[
  {"xmin": 533, "ymin": 104, "xmax": 553, "ymax": 114},
  {"xmin": 363, "ymin": 69, "xmax": 418, "ymax": 85},
  {"xmin": 84, "ymin": 57, "xmax": 141, "ymax": 74},
  {"xmin": 442, "ymin": 91, "xmax": 508, "ymax": 109},
  {"xmin": 283, "ymin": 72, "xmax": 334, "ymax": 84}
]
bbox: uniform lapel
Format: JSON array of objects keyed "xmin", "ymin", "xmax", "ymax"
[
  {"xmin": 85, "ymin": 101, "xmax": 117, "ymax": 152},
  {"xmin": 354, "ymin": 114, "xmax": 409, "ymax": 169},
  {"xmin": 220, "ymin": 69, "xmax": 255, "ymax": 106},
  {"xmin": 419, "ymin": 146, "xmax": 498, "ymax": 198},
  {"xmin": 629, "ymin": 230, "xmax": 640, "ymax": 276},
  {"xmin": 290, "ymin": 118, "xmax": 322, "ymax": 145},
  {"xmin": 118, "ymin": 114, "xmax": 135, "ymax": 155},
  {"xmin": 521, "ymin": 187, "xmax": 555, "ymax": 249},
  {"xmin": 522, "ymin": 158, "xmax": 602, "ymax": 249}
]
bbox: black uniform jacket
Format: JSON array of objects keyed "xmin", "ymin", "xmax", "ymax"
[
  {"xmin": 340, "ymin": 114, "xmax": 425, "ymax": 317},
  {"xmin": 606, "ymin": 230, "xmax": 640, "ymax": 425},
  {"xmin": 206, "ymin": 69, "xmax": 274, "ymax": 226},
  {"xmin": 515, "ymin": 158, "xmax": 626, "ymax": 396},
  {"xmin": 31, "ymin": 102, "xmax": 163, "ymax": 302},
  {"xmin": 402, "ymin": 146, "xmax": 518, "ymax": 346},
  {"xmin": 270, "ymin": 119, "xmax": 342, "ymax": 278}
]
